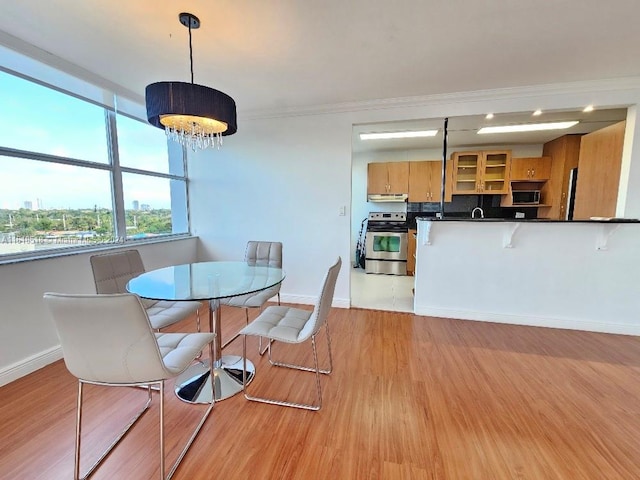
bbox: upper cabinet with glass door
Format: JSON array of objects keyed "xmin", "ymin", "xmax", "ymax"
[{"xmin": 450, "ymin": 150, "xmax": 511, "ymax": 195}]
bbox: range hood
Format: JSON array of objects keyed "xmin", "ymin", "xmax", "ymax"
[{"xmin": 367, "ymin": 193, "xmax": 408, "ymax": 203}]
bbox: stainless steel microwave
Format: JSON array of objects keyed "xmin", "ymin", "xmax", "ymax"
[{"xmin": 512, "ymin": 190, "xmax": 541, "ymax": 204}]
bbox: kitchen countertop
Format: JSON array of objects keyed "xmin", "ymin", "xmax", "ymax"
[{"xmin": 416, "ymin": 217, "xmax": 640, "ymax": 224}]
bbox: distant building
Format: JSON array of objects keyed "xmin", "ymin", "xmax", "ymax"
[
  {"xmin": 140, "ymin": 204, "xmax": 151, "ymax": 211},
  {"xmin": 132, "ymin": 200, "xmax": 139, "ymax": 210},
  {"xmin": 23, "ymin": 201, "xmax": 33, "ymax": 210}
]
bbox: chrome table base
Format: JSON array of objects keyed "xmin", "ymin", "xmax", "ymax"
[{"xmin": 175, "ymin": 355, "xmax": 255, "ymax": 404}]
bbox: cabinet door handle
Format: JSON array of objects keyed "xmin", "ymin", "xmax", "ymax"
[
  {"xmin": 531, "ymin": 168, "xmax": 535, "ymax": 178},
  {"xmin": 527, "ymin": 169, "xmax": 531, "ymax": 178}
]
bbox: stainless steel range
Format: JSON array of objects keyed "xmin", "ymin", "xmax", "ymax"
[{"xmin": 365, "ymin": 212, "xmax": 408, "ymax": 275}]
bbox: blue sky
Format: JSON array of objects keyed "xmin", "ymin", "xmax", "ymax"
[{"xmin": 0, "ymin": 70, "xmax": 174, "ymax": 210}]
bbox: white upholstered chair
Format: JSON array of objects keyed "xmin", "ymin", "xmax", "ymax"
[
  {"xmin": 90, "ymin": 249, "xmax": 202, "ymax": 332},
  {"xmin": 219, "ymin": 241, "xmax": 283, "ymax": 350},
  {"xmin": 42, "ymin": 292, "xmax": 216, "ymax": 480},
  {"xmin": 239, "ymin": 256, "xmax": 341, "ymax": 411}
]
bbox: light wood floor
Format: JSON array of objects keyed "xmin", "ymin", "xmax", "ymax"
[{"xmin": 2, "ymin": 304, "xmax": 640, "ymax": 479}]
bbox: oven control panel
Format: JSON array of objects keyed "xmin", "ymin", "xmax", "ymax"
[{"xmin": 368, "ymin": 212, "xmax": 406, "ymax": 222}]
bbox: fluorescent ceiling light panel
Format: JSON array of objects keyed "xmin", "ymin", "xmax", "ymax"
[
  {"xmin": 359, "ymin": 130, "xmax": 438, "ymax": 140},
  {"xmin": 477, "ymin": 121, "xmax": 579, "ymax": 134}
]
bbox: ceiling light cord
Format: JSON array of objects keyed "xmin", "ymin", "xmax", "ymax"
[{"xmin": 188, "ymin": 18, "xmax": 194, "ymax": 84}]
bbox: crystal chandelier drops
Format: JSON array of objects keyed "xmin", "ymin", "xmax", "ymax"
[
  {"xmin": 165, "ymin": 125, "xmax": 223, "ymax": 151},
  {"xmin": 160, "ymin": 113, "xmax": 227, "ymax": 151}
]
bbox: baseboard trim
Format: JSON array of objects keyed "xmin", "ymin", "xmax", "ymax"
[
  {"xmin": 413, "ymin": 306, "xmax": 640, "ymax": 336},
  {"xmin": 280, "ymin": 294, "xmax": 350, "ymax": 309},
  {"xmin": 0, "ymin": 345, "xmax": 62, "ymax": 387}
]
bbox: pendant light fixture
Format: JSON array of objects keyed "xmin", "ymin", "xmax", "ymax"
[{"xmin": 145, "ymin": 12, "xmax": 237, "ymax": 151}]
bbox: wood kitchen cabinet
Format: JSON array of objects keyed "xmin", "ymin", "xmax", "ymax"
[
  {"xmin": 573, "ymin": 121, "xmax": 626, "ymax": 220},
  {"xmin": 408, "ymin": 160, "xmax": 443, "ymax": 202},
  {"xmin": 510, "ymin": 157, "xmax": 551, "ymax": 181},
  {"xmin": 367, "ymin": 162, "xmax": 409, "ymax": 195},
  {"xmin": 407, "ymin": 228, "xmax": 417, "ymax": 276},
  {"xmin": 538, "ymin": 135, "xmax": 582, "ymax": 220},
  {"xmin": 449, "ymin": 150, "xmax": 511, "ymax": 195}
]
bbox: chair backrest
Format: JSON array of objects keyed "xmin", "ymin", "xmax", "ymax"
[
  {"xmin": 90, "ymin": 249, "xmax": 146, "ymax": 295},
  {"xmin": 245, "ymin": 241, "xmax": 282, "ymax": 268},
  {"xmin": 43, "ymin": 292, "xmax": 168, "ymax": 384},
  {"xmin": 297, "ymin": 256, "xmax": 341, "ymax": 341}
]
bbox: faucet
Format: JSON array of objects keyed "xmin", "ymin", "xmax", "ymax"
[{"xmin": 471, "ymin": 207, "xmax": 484, "ymax": 219}]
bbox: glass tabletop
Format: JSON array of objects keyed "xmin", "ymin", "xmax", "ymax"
[{"xmin": 126, "ymin": 261, "xmax": 285, "ymax": 301}]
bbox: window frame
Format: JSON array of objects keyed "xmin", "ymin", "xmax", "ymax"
[{"xmin": 0, "ymin": 71, "xmax": 191, "ymax": 265}]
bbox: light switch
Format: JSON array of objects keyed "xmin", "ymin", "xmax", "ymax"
[{"xmin": 339, "ymin": 206, "xmax": 346, "ymax": 216}]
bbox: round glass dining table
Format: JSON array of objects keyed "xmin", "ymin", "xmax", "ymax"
[{"xmin": 127, "ymin": 261, "xmax": 285, "ymax": 404}]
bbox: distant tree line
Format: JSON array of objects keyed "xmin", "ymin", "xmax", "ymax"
[{"xmin": 0, "ymin": 207, "xmax": 172, "ymax": 237}]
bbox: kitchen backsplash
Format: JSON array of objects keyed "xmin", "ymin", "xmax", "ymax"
[{"xmin": 406, "ymin": 195, "xmax": 538, "ymax": 228}]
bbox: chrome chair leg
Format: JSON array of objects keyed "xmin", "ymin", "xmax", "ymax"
[
  {"xmin": 195, "ymin": 306, "xmax": 203, "ymax": 359},
  {"xmin": 73, "ymin": 349, "xmax": 215, "ymax": 480},
  {"xmin": 258, "ymin": 336, "xmax": 274, "ymax": 356},
  {"xmin": 267, "ymin": 322, "xmax": 333, "ymax": 375},
  {"xmin": 258, "ymin": 294, "xmax": 280, "ymax": 356},
  {"xmin": 243, "ymin": 332, "xmax": 325, "ymax": 411},
  {"xmin": 166, "ymin": 351, "xmax": 215, "ymax": 480},
  {"xmin": 75, "ymin": 381, "xmax": 153, "ymax": 479}
]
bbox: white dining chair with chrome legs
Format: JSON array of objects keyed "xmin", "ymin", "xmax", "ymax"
[
  {"xmin": 90, "ymin": 249, "xmax": 203, "ymax": 333},
  {"xmin": 219, "ymin": 241, "xmax": 283, "ymax": 353},
  {"xmin": 239, "ymin": 256, "xmax": 341, "ymax": 411},
  {"xmin": 43, "ymin": 292, "xmax": 216, "ymax": 480}
]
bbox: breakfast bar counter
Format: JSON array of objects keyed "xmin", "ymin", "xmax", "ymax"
[{"xmin": 413, "ymin": 218, "xmax": 640, "ymax": 336}]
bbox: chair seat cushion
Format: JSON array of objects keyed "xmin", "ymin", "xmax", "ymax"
[
  {"xmin": 219, "ymin": 285, "xmax": 280, "ymax": 308},
  {"xmin": 239, "ymin": 305, "xmax": 312, "ymax": 343},
  {"xmin": 145, "ymin": 300, "xmax": 201, "ymax": 330},
  {"xmin": 156, "ymin": 332, "xmax": 215, "ymax": 375}
]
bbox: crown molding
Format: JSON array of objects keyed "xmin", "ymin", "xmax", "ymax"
[{"xmin": 241, "ymin": 76, "xmax": 640, "ymax": 120}]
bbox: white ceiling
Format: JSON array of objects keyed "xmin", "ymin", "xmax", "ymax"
[{"xmin": 1, "ymin": 0, "xmax": 639, "ymax": 118}]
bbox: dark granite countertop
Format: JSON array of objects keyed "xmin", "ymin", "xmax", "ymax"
[{"xmin": 416, "ymin": 217, "xmax": 640, "ymax": 224}]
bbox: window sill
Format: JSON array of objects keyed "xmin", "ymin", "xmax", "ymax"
[{"xmin": 0, "ymin": 234, "xmax": 195, "ymax": 266}]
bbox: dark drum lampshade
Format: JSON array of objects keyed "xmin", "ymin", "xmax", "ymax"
[
  {"xmin": 145, "ymin": 12, "xmax": 237, "ymax": 151},
  {"xmin": 146, "ymin": 81, "xmax": 237, "ymax": 147}
]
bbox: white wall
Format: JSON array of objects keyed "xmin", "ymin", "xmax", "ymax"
[
  {"xmin": 414, "ymin": 220, "xmax": 640, "ymax": 335},
  {"xmin": 188, "ymin": 112, "xmax": 353, "ymax": 306},
  {"xmin": 0, "ymin": 238, "xmax": 197, "ymax": 386}
]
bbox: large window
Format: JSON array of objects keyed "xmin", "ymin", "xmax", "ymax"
[{"xmin": 0, "ymin": 69, "xmax": 189, "ymax": 260}]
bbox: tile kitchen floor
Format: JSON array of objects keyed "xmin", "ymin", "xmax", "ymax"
[{"xmin": 350, "ymin": 267, "xmax": 414, "ymax": 313}]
